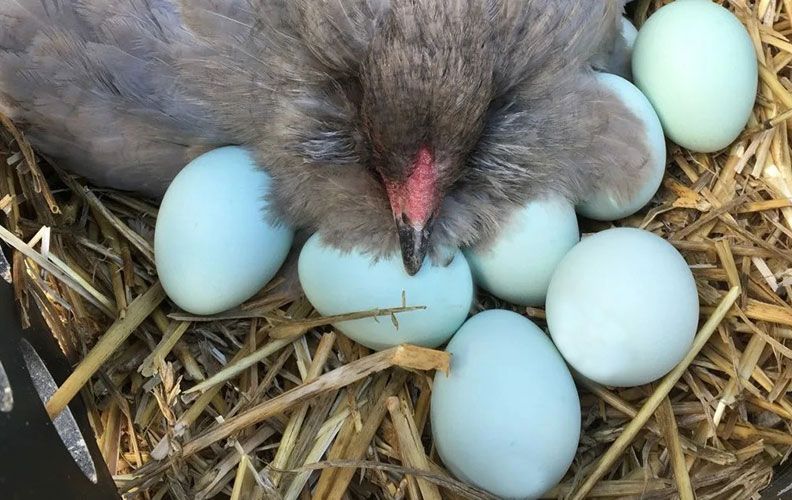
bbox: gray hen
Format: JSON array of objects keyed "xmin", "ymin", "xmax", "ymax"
[{"xmin": 1, "ymin": 0, "xmax": 647, "ymax": 275}]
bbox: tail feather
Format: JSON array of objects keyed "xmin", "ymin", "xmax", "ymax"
[{"xmin": 0, "ymin": 0, "xmax": 229, "ymax": 197}]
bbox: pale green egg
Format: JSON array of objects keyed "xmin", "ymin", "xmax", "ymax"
[
  {"xmin": 577, "ymin": 73, "xmax": 666, "ymax": 221},
  {"xmin": 155, "ymin": 147, "xmax": 294, "ymax": 315},
  {"xmin": 632, "ymin": 0, "xmax": 758, "ymax": 153},
  {"xmin": 621, "ymin": 17, "xmax": 638, "ymax": 51},
  {"xmin": 546, "ymin": 228, "xmax": 699, "ymax": 387},
  {"xmin": 465, "ymin": 197, "xmax": 579, "ymax": 306},
  {"xmin": 432, "ymin": 310, "xmax": 580, "ymax": 498},
  {"xmin": 298, "ymin": 235, "xmax": 473, "ymax": 350}
]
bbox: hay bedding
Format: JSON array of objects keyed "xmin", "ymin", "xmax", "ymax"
[{"xmin": 1, "ymin": 0, "xmax": 792, "ymax": 498}]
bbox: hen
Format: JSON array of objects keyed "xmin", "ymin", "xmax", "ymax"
[{"xmin": 1, "ymin": 0, "xmax": 646, "ymax": 275}]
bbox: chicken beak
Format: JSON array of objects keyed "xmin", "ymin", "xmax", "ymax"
[{"xmin": 395, "ymin": 214, "xmax": 433, "ymax": 276}]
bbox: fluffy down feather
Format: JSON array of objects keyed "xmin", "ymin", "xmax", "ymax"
[{"xmin": 1, "ymin": 0, "xmax": 645, "ymax": 265}]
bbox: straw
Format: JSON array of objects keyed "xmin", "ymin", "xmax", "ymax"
[{"xmin": 2, "ymin": 1, "xmax": 792, "ymax": 498}]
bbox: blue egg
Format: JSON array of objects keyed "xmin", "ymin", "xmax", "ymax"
[
  {"xmin": 577, "ymin": 73, "xmax": 667, "ymax": 221},
  {"xmin": 622, "ymin": 17, "xmax": 638, "ymax": 51},
  {"xmin": 298, "ymin": 234, "xmax": 473, "ymax": 350},
  {"xmin": 632, "ymin": 0, "xmax": 758, "ymax": 152},
  {"xmin": 432, "ymin": 310, "xmax": 581, "ymax": 498},
  {"xmin": 155, "ymin": 147, "xmax": 293, "ymax": 315},
  {"xmin": 465, "ymin": 197, "xmax": 579, "ymax": 306},
  {"xmin": 546, "ymin": 228, "xmax": 698, "ymax": 387}
]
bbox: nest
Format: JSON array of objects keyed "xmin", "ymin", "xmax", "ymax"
[{"xmin": 1, "ymin": 0, "xmax": 792, "ymax": 498}]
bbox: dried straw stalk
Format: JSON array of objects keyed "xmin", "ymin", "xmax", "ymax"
[{"xmin": 1, "ymin": 0, "xmax": 792, "ymax": 498}]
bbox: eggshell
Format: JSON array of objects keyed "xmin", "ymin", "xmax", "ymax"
[
  {"xmin": 621, "ymin": 17, "xmax": 638, "ymax": 50},
  {"xmin": 465, "ymin": 197, "xmax": 579, "ymax": 306},
  {"xmin": 632, "ymin": 0, "xmax": 758, "ymax": 152},
  {"xmin": 155, "ymin": 147, "xmax": 293, "ymax": 315},
  {"xmin": 546, "ymin": 228, "xmax": 699, "ymax": 387},
  {"xmin": 577, "ymin": 73, "xmax": 666, "ymax": 221},
  {"xmin": 431, "ymin": 310, "xmax": 580, "ymax": 498},
  {"xmin": 298, "ymin": 235, "xmax": 473, "ymax": 350}
]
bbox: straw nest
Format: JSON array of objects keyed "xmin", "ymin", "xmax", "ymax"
[{"xmin": 1, "ymin": 0, "xmax": 791, "ymax": 498}]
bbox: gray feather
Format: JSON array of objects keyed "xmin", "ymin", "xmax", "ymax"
[
  {"xmin": 1, "ymin": 0, "xmax": 654, "ymax": 261},
  {"xmin": 1, "ymin": 0, "xmax": 229, "ymax": 197}
]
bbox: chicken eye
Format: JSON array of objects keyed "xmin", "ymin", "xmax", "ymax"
[{"xmin": 295, "ymin": 130, "xmax": 358, "ymax": 164}]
